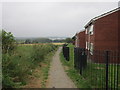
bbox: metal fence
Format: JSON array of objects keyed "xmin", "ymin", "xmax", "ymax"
[
  {"xmin": 74, "ymin": 48, "xmax": 120, "ymax": 89},
  {"xmin": 62, "ymin": 44, "xmax": 69, "ymax": 61},
  {"xmin": 74, "ymin": 47, "xmax": 87, "ymax": 75}
]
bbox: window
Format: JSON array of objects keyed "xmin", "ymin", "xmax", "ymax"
[
  {"xmin": 85, "ymin": 29, "xmax": 88, "ymax": 34},
  {"xmin": 89, "ymin": 25, "xmax": 94, "ymax": 35},
  {"xmin": 90, "ymin": 43, "xmax": 93, "ymax": 55},
  {"xmin": 87, "ymin": 42, "xmax": 90, "ymax": 50}
]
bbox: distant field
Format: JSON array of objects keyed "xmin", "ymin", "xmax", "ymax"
[
  {"xmin": 52, "ymin": 43, "xmax": 65, "ymax": 45},
  {"xmin": 19, "ymin": 43, "xmax": 47, "ymax": 46},
  {"xmin": 18, "ymin": 43, "xmax": 65, "ymax": 46}
]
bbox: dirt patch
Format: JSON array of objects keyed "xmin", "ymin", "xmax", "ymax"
[
  {"xmin": 22, "ymin": 66, "xmax": 43, "ymax": 88},
  {"xmin": 64, "ymin": 66, "xmax": 69, "ymax": 71}
]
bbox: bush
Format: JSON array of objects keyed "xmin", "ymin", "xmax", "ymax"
[{"xmin": 31, "ymin": 44, "xmax": 57, "ymax": 63}]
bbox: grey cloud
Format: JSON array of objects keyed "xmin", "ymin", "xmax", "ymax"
[{"xmin": 2, "ymin": 2, "xmax": 118, "ymax": 37}]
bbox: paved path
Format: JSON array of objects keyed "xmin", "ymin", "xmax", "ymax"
[{"xmin": 47, "ymin": 47, "xmax": 76, "ymax": 88}]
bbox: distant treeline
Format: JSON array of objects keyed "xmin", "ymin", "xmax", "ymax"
[{"xmin": 16, "ymin": 37, "xmax": 73, "ymax": 44}]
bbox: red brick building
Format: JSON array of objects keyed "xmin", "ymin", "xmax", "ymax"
[
  {"xmin": 85, "ymin": 8, "xmax": 120, "ymax": 63},
  {"xmin": 75, "ymin": 30, "xmax": 86, "ymax": 48}
]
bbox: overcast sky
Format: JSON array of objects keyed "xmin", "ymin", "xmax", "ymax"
[{"xmin": 2, "ymin": 1, "xmax": 119, "ymax": 37}]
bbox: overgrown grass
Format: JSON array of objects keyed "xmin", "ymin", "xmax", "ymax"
[
  {"xmin": 2, "ymin": 44, "xmax": 57, "ymax": 88},
  {"xmin": 60, "ymin": 43, "xmax": 91, "ymax": 88}
]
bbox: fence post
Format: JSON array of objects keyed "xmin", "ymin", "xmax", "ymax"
[
  {"xmin": 66, "ymin": 47, "xmax": 69, "ymax": 61},
  {"xmin": 74, "ymin": 48, "xmax": 76, "ymax": 69},
  {"xmin": 79, "ymin": 48, "xmax": 82, "ymax": 75},
  {"xmin": 105, "ymin": 51, "xmax": 109, "ymax": 90},
  {"xmin": 62, "ymin": 45, "xmax": 69, "ymax": 61}
]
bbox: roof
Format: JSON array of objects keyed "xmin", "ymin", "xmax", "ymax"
[{"xmin": 84, "ymin": 7, "xmax": 120, "ymax": 28}]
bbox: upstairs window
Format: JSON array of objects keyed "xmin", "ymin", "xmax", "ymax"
[{"xmin": 89, "ymin": 24, "xmax": 94, "ymax": 35}]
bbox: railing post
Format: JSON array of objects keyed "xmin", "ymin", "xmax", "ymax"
[
  {"xmin": 74, "ymin": 48, "xmax": 76, "ymax": 69},
  {"xmin": 105, "ymin": 51, "xmax": 109, "ymax": 90}
]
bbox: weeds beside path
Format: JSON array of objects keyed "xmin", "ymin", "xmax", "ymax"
[{"xmin": 23, "ymin": 51, "xmax": 55, "ymax": 88}]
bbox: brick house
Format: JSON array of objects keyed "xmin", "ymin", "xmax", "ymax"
[
  {"xmin": 75, "ymin": 30, "xmax": 86, "ymax": 48},
  {"xmin": 85, "ymin": 8, "xmax": 120, "ymax": 63}
]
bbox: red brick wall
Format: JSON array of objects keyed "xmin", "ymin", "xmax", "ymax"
[
  {"xmin": 118, "ymin": 10, "xmax": 120, "ymax": 52},
  {"xmin": 94, "ymin": 10, "xmax": 119, "ymax": 51},
  {"xmin": 79, "ymin": 31, "xmax": 86, "ymax": 48},
  {"xmin": 75, "ymin": 31, "xmax": 86, "ymax": 48}
]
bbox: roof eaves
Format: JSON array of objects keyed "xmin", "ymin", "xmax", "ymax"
[{"xmin": 84, "ymin": 7, "xmax": 120, "ymax": 28}]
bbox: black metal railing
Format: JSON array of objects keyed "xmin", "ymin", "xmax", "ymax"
[
  {"xmin": 74, "ymin": 47, "xmax": 87, "ymax": 75},
  {"xmin": 74, "ymin": 48, "xmax": 120, "ymax": 89}
]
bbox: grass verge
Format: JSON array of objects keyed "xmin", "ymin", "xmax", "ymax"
[{"xmin": 60, "ymin": 44, "xmax": 91, "ymax": 88}]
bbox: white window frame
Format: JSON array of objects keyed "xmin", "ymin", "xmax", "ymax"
[
  {"xmin": 75, "ymin": 35, "xmax": 79, "ymax": 47},
  {"xmin": 88, "ymin": 42, "xmax": 90, "ymax": 50},
  {"xmin": 85, "ymin": 29, "xmax": 88, "ymax": 34},
  {"xmin": 89, "ymin": 25, "xmax": 94, "ymax": 35},
  {"xmin": 90, "ymin": 43, "xmax": 93, "ymax": 55}
]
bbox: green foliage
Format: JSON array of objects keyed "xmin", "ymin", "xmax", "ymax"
[
  {"xmin": 2, "ymin": 74, "xmax": 15, "ymax": 88},
  {"xmin": 2, "ymin": 43, "xmax": 57, "ymax": 88},
  {"xmin": 25, "ymin": 39, "xmax": 31, "ymax": 44},
  {"xmin": 65, "ymin": 38, "xmax": 73, "ymax": 43},
  {"xmin": 2, "ymin": 30, "xmax": 16, "ymax": 54},
  {"xmin": 2, "ymin": 46, "xmax": 34, "ymax": 88},
  {"xmin": 52, "ymin": 39, "xmax": 65, "ymax": 43},
  {"xmin": 33, "ymin": 38, "xmax": 52, "ymax": 43},
  {"xmin": 31, "ymin": 44, "xmax": 57, "ymax": 63}
]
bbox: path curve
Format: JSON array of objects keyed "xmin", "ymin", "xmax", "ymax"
[{"xmin": 47, "ymin": 47, "xmax": 76, "ymax": 88}]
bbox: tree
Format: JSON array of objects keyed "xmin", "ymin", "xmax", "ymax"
[
  {"xmin": 25, "ymin": 39, "xmax": 31, "ymax": 44},
  {"xmin": 65, "ymin": 38, "xmax": 73, "ymax": 43},
  {"xmin": 32, "ymin": 40, "xmax": 38, "ymax": 43},
  {"xmin": 2, "ymin": 30, "xmax": 16, "ymax": 54}
]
